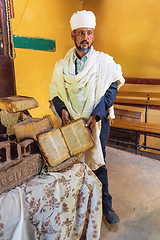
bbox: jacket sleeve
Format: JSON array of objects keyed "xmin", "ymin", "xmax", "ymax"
[
  {"xmin": 51, "ymin": 96, "xmax": 68, "ymax": 119},
  {"xmin": 91, "ymin": 81, "xmax": 118, "ymax": 120}
]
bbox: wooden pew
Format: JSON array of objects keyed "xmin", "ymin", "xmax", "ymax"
[
  {"xmin": 109, "ymin": 88, "xmax": 160, "ymax": 154},
  {"xmin": 115, "ymin": 91, "xmax": 160, "ymax": 107}
]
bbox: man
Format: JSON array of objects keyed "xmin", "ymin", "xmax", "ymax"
[{"xmin": 49, "ymin": 10, "xmax": 125, "ymax": 225}]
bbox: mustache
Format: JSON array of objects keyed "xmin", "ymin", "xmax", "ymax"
[{"xmin": 80, "ymin": 40, "xmax": 89, "ymax": 44}]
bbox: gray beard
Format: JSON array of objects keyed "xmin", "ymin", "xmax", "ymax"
[{"xmin": 75, "ymin": 41, "xmax": 93, "ymax": 53}]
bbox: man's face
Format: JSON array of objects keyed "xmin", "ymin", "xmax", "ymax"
[{"xmin": 71, "ymin": 28, "xmax": 95, "ymax": 54}]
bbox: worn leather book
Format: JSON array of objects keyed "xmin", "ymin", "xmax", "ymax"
[
  {"xmin": 0, "ymin": 153, "xmax": 43, "ymax": 194},
  {"xmin": 0, "ymin": 95, "xmax": 39, "ymax": 113},
  {"xmin": 37, "ymin": 119, "xmax": 94, "ymax": 167},
  {"xmin": 14, "ymin": 115, "xmax": 54, "ymax": 141}
]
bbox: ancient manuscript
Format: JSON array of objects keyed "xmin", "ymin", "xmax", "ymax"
[
  {"xmin": 0, "ymin": 95, "xmax": 39, "ymax": 113},
  {"xmin": 14, "ymin": 115, "xmax": 54, "ymax": 141},
  {"xmin": 38, "ymin": 128, "xmax": 70, "ymax": 167},
  {"xmin": 38, "ymin": 119, "xmax": 94, "ymax": 167},
  {"xmin": 61, "ymin": 119, "xmax": 94, "ymax": 156}
]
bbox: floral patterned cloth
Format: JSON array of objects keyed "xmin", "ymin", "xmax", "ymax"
[{"xmin": 0, "ymin": 163, "xmax": 102, "ymax": 240}]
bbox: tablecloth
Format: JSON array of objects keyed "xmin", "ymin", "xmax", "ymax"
[{"xmin": 0, "ymin": 162, "xmax": 102, "ymax": 240}]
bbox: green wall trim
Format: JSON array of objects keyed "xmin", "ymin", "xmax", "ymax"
[{"xmin": 13, "ymin": 35, "xmax": 56, "ymax": 52}]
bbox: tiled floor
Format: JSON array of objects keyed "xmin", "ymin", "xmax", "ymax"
[{"xmin": 100, "ymin": 147, "xmax": 160, "ymax": 240}]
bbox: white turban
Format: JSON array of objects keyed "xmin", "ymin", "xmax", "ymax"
[{"xmin": 70, "ymin": 10, "xmax": 96, "ymax": 30}]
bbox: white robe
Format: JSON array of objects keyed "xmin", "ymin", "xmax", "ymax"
[{"xmin": 49, "ymin": 46, "xmax": 125, "ymax": 170}]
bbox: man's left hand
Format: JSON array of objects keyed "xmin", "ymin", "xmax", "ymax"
[{"xmin": 86, "ymin": 114, "xmax": 99, "ymax": 132}]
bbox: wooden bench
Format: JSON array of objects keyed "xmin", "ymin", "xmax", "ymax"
[
  {"xmin": 109, "ymin": 81, "xmax": 160, "ymax": 154},
  {"xmin": 109, "ymin": 108, "xmax": 142, "ymax": 150}
]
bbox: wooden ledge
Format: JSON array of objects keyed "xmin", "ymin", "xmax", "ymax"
[
  {"xmin": 111, "ymin": 119, "xmax": 160, "ymax": 134},
  {"xmin": 117, "ymin": 91, "xmax": 160, "ymax": 98},
  {"xmin": 125, "ymin": 78, "xmax": 160, "ymax": 85}
]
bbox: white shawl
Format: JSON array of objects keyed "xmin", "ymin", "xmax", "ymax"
[{"xmin": 49, "ymin": 46, "xmax": 125, "ymax": 170}]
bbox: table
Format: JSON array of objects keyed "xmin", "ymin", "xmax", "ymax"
[{"xmin": 0, "ymin": 162, "xmax": 102, "ymax": 240}]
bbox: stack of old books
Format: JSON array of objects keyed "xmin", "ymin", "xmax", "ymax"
[
  {"xmin": 0, "ymin": 95, "xmax": 46, "ymax": 194},
  {"xmin": 0, "ymin": 95, "xmax": 94, "ymax": 194}
]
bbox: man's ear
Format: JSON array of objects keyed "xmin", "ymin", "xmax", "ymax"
[{"xmin": 71, "ymin": 31, "xmax": 75, "ymax": 40}]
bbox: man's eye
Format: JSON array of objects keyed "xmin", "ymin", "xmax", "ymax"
[
  {"xmin": 77, "ymin": 31, "xmax": 85, "ymax": 36},
  {"xmin": 77, "ymin": 30, "xmax": 93, "ymax": 36}
]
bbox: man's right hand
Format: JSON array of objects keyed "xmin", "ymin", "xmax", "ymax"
[{"xmin": 62, "ymin": 109, "xmax": 72, "ymax": 125}]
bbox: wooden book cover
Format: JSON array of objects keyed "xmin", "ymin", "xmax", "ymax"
[
  {"xmin": 47, "ymin": 156, "xmax": 77, "ymax": 172},
  {"xmin": 38, "ymin": 119, "xmax": 94, "ymax": 167},
  {"xmin": 61, "ymin": 119, "xmax": 94, "ymax": 156},
  {"xmin": 37, "ymin": 128, "xmax": 70, "ymax": 167},
  {"xmin": 0, "ymin": 95, "xmax": 39, "ymax": 113},
  {"xmin": 15, "ymin": 115, "xmax": 54, "ymax": 141},
  {"xmin": 0, "ymin": 153, "xmax": 43, "ymax": 195}
]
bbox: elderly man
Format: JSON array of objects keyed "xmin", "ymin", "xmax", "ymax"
[{"xmin": 49, "ymin": 10, "xmax": 125, "ymax": 225}]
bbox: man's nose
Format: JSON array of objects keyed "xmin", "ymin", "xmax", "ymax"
[{"xmin": 83, "ymin": 32, "xmax": 88, "ymax": 39}]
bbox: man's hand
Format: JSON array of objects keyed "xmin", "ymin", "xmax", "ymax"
[
  {"xmin": 86, "ymin": 114, "xmax": 99, "ymax": 132},
  {"xmin": 62, "ymin": 109, "xmax": 72, "ymax": 125}
]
